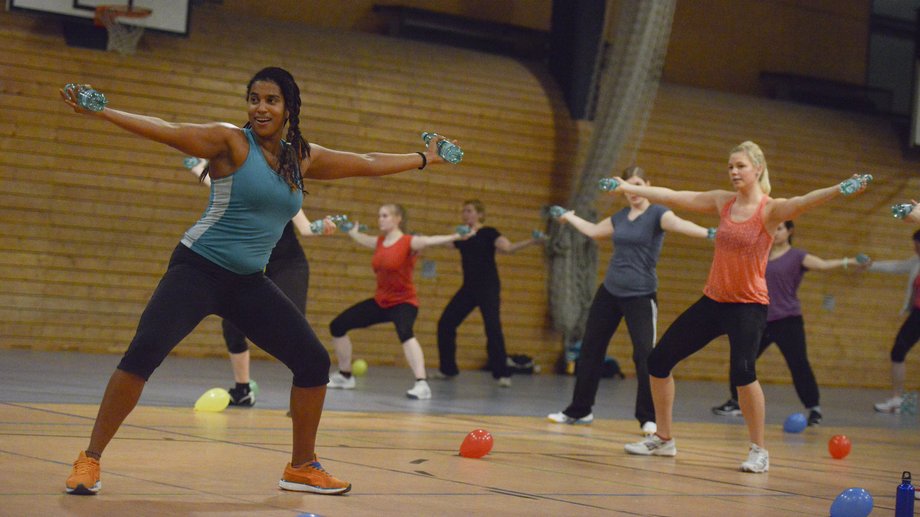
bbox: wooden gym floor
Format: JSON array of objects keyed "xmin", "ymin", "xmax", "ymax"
[{"xmin": 1, "ymin": 349, "xmax": 917, "ymax": 516}]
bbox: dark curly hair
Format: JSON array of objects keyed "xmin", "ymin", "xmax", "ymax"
[{"xmin": 202, "ymin": 67, "xmax": 309, "ymax": 192}]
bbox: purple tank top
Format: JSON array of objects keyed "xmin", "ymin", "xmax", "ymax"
[{"xmin": 766, "ymin": 247, "xmax": 808, "ymax": 321}]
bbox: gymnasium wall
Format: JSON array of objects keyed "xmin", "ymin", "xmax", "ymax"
[
  {"xmin": 216, "ymin": 0, "xmax": 872, "ymax": 97},
  {"xmin": 1, "ymin": 2, "xmax": 917, "ymax": 390}
]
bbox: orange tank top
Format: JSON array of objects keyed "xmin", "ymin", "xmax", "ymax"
[
  {"xmin": 703, "ymin": 195, "xmax": 773, "ymax": 304},
  {"xmin": 372, "ymin": 234, "xmax": 419, "ymax": 308}
]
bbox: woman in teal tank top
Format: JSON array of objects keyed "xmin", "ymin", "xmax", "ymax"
[{"xmin": 60, "ymin": 67, "xmax": 457, "ymax": 497}]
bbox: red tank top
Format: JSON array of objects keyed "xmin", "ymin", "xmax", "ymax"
[
  {"xmin": 703, "ymin": 195, "xmax": 773, "ymax": 304},
  {"xmin": 372, "ymin": 234, "xmax": 419, "ymax": 308}
]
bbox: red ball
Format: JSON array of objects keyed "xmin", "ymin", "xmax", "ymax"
[
  {"xmin": 829, "ymin": 434, "xmax": 852, "ymax": 459},
  {"xmin": 459, "ymin": 429, "xmax": 494, "ymax": 458}
]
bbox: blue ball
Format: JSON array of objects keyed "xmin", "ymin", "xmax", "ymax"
[
  {"xmin": 783, "ymin": 412, "xmax": 807, "ymax": 433},
  {"xmin": 830, "ymin": 487, "xmax": 873, "ymax": 517}
]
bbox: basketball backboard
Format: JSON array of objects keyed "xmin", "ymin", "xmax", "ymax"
[{"xmin": 7, "ymin": 0, "xmax": 189, "ymax": 34}]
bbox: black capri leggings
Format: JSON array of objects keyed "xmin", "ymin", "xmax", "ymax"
[
  {"xmin": 117, "ymin": 245, "xmax": 330, "ymax": 387},
  {"xmin": 223, "ymin": 257, "xmax": 309, "ymax": 354},
  {"xmin": 329, "ymin": 298, "xmax": 419, "ymax": 343},
  {"xmin": 729, "ymin": 315, "xmax": 819, "ymax": 408},
  {"xmin": 892, "ymin": 307, "xmax": 920, "ymax": 362},
  {"xmin": 648, "ymin": 295, "xmax": 767, "ymax": 388}
]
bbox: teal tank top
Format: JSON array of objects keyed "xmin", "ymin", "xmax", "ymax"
[{"xmin": 181, "ymin": 128, "xmax": 303, "ymax": 274}]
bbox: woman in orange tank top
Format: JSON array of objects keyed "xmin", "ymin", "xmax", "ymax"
[
  {"xmin": 611, "ymin": 141, "xmax": 869, "ymax": 473},
  {"xmin": 327, "ymin": 203, "xmax": 471, "ymax": 401}
]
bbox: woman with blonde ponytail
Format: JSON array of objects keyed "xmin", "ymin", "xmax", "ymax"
[{"xmin": 609, "ymin": 141, "xmax": 869, "ymax": 473}]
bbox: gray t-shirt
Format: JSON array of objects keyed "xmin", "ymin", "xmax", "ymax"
[{"xmin": 602, "ymin": 204, "xmax": 669, "ymax": 297}]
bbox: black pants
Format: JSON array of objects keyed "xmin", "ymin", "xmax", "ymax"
[
  {"xmin": 564, "ymin": 286, "xmax": 657, "ymax": 424},
  {"xmin": 117, "ymin": 245, "xmax": 330, "ymax": 387},
  {"xmin": 329, "ymin": 298, "xmax": 419, "ymax": 343},
  {"xmin": 223, "ymin": 257, "xmax": 309, "ymax": 353},
  {"xmin": 892, "ymin": 307, "xmax": 920, "ymax": 362},
  {"xmin": 649, "ymin": 296, "xmax": 766, "ymax": 389},
  {"xmin": 728, "ymin": 315, "xmax": 819, "ymax": 408},
  {"xmin": 436, "ymin": 284, "xmax": 511, "ymax": 379}
]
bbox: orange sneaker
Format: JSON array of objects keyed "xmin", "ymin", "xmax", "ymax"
[
  {"xmin": 65, "ymin": 451, "xmax": 101, "ymax": 495},
  {"xmin": 279, "ymin": 455, "xmax": 351, "ymax": 495}
]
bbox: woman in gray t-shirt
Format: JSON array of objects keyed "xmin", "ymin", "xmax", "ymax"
[{"xmin": 547, "ymin": 166, "xmax": 713, "ymax": 434}]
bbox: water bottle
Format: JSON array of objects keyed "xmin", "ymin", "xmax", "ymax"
[
  {"xmin": 839, "ymin": 174, "xmax": 873, "ymax": 196},
  {"xmin": 896, "ymin": 471, "xmax": 915, "ymax": 517},
  {"xmin": 546, "ymin": 205, "xmax": 567, "ymax": 219},
  {"xmin": 598, "ymin": 178, "xmax": 619, "ymax": 192},
  {"xmin": 893, "ymin": 203, "xmax": 915, "ymax": 220},
  {"xmin": 421, "ymin": 132, "xmax": 463, "ymax": 164},
  {"xmin": 339, "ymin": 221, "xmax": 368, "ymax": 233},
  {"xmin": 455, "ymin": 224, "xmax": 471, "ymax": 236},
  {"xmin": 183, "ymin": 157, "xmax": 201, "ymax": 169},
  {"xmin": 707, "ymin": 228, "xmax": 717, "ymax": 240},
  {"xmin": 855, "ymin": 253, "xmax": 870, "ymax": 265},
  {"xmin": 310, "ymin": 214, "xmax": 348, "ymax": 234},
  {"xmin": 65, "ymin": 83, "xmax": 108, "ymax": 112},
  {"xmin": 532, "ymin": 230, "xmax": 546, "ymax": 240}
]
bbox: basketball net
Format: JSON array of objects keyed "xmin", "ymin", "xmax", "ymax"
[{"xmin": 94, "ymin": 5, "xmax": 152, "ymax": 55}]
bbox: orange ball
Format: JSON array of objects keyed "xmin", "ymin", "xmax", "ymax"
[
  {"xmin": 829, "ymin": 434, "xmax": 852, "ymax": 459},
  {"xmin": 459, "ymin": 429, "xmax": 493, "ymax": 458}
]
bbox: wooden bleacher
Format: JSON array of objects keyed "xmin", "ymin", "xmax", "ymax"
[{"xmin": 0, "ymin": 5, "xmax": 917, "ymax": 389}]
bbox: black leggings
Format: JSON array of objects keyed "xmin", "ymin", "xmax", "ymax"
[
  {"xmin": 117, "ymin": 245, "xmax": 330, "ymax": 387},
  {"xmin": 728, "ymin": 315, "xmax": 819, "ymax": 408},
  {"xmin": 564, "ymin": 286, "xmax": 657, "ymax": 424},
  {"xmin": 223, "ymin": 257, "xmax": 309, "ymax": 353},
  {"xmin": 649, "ymin": 296, "xmax": 766, "ymax": 388},
  {"xmin": 892, "ymin": 307, "xmax": 920, "ymax": 362},
  {"xmin": 329, "ymin": 298, "xmax": 418, "ymax": 343},
  {"xmin": 436, "ymin": 285, "xmax": 511, "ymax": 378}
]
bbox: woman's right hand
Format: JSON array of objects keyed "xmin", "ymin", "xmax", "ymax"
[
  {"xmin": 59, "ymin": 84, "xmax": 95, "ymax": 115},
  {"xmin": 559, "ymin": 210, "xmax": 575, "ymax": 224}
]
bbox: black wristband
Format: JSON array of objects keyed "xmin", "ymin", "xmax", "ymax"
[{"xmin": 416, "ymin": 151, "xmax": 427, "ymax": 170}]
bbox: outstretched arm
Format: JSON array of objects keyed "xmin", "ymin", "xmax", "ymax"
[
  {"xmin": 802, "ymin": 253, "xmax": 855, "ymax": 272},
  {"xmin": 559, "ymin": 211, "xmax": 614, "ymax": 240},
  {"xmin": 495, "ymin": 235, "xmax": 541, "ymax": 254},
  {"xmin": 765, "ymin": 175, "xmax": 868, "ymax": 226},
  {"xmin": 304, "ymin": 135, "xmax": 458, "ymax": 180},
  {"xmin": 868, "ymin": 257, "xmax": 919, "ymax": 274},
  {"xmin": 613, "ymin": 181, "xmax": 727, "ymax": 215},
  {"xmin": 410, "ymin": 232, "xmax": 467, "ymax": 251},
  {"xmin": 60, "ymin": 86, "xmax": 239, "ymax": 163},
  {"xmin": 659, "ymin": 210, "xmax": 711, "ymax": 239}
]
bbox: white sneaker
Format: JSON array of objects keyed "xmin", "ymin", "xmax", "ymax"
[
  {"xmin": 624, "ymin": 434, "xmax": 676, "ymax": 456},
  {"xmin": 740, "ymin": 443, "xmax": 769, "ymax": 473},
  {"xmin": 546, "ymin": 411, "xmax": 593, "ymax": 425},
  {"xmin": 327, "ymin": 372, "xmax": 355, "ymax": 389},
  {"xmin": 406, "ymin": 380, "xmax": 431, "ymax": 400},
  {"xmin": 497, "ymin": 377, "xmax": 512, "ymax": 388},
  {"xmin": 874, "ymin": 396, "xmax": 903, "ymax": 413},
  {"xmin": 641, "ymin": 421, "xmax": 657, "ymax": 436}
]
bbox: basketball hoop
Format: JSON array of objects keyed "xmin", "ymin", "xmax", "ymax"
[{"xmin": 93, "ymin": 4, "xmax": 152, "ymax": 55}]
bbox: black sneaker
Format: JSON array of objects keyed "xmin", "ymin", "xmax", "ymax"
[
  {"xmin": 807, "ymin": 409, "xmax": 822, "ymax": 426},
  {"xmin": 228, "ymin": 386, "xmax": 255, "ymax": 407},
  {"xmin": 712, "ymin": 399, "xmax": 741, "ymax": 416}
]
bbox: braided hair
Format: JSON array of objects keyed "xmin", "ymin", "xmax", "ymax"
[{"xmin": 202, "ymin": 67, "xmax": 309, "ymax": 192}]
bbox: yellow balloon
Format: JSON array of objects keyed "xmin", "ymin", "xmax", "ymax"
[
  {"xmin": 194, "ymin": 388, "xmax": 230, "ymax": 412},
  {"xmin": 352, "ymin": 359, "xmax": 368, "ymax": 377}
]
